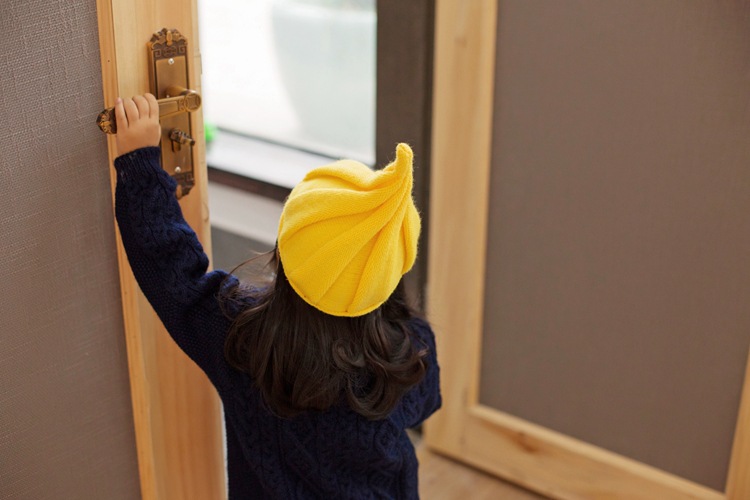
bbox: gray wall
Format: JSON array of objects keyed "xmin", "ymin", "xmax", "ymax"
[
  {"xmin": 0, "ymin": 0, "xmax": 141, "ymax": 498},
  {"xmin": 480, "ymin": 0, "xmax": 750, "ymax": 490},
  {"xmin": 210, "ymin": 227, "xmax": 273, "ymax": 273}
]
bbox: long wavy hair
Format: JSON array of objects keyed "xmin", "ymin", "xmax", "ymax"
[{"xmin": 220, "ymin": 248, "xmax": 428, "ymax": 420}]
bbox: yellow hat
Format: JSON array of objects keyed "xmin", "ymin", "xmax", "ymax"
[{"xmin": 277, "ymin": 143, "xmax": 421, "ymax": 317}]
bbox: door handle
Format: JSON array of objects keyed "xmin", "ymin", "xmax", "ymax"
[
  {"xmin": 96, "ymin": 88, "xmax": 202, "ymax": 135},
  {"xmin": 96, "ymin": 28, "xmax": 200, "ymax": 198}
]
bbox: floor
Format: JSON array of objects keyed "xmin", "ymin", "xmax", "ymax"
[{"xmin": 416, "ymin": 446, "xmax": 546, "ymax": 499}]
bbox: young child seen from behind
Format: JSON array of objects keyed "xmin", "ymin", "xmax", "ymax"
[{"xmin": 112, "ymin": 94, "xmax": 441, "ymax": 499}]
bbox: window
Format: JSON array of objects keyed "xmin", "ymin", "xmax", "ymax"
[{"xmin": 198, "ymin": 0, "xmax": 377, "ymax": 167}]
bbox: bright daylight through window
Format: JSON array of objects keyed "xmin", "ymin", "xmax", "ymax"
[{"xmin": 198, "ymin": 0, "xmax": 376, "ymax": 166}]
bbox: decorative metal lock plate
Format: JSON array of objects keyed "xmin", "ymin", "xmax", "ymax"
[{"xmin": 97, "ymin": 28, "xmax": 201, "ymax": 198}]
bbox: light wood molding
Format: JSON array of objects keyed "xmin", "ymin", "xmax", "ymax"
[
  {"xmin": 463, "ymin": 406, "xmax": 723, "ymax": 500},
  {"xmin": 422, "ymin": 0, "xmax": 498, "ymax": 454},
  {"xmin": 423, "ymin": 0, "xmax": 748, "ymax": 498},
  {"xmin": 96, "ymin": 1, "xmax": 224, "ymax": 499},
  {"xmin": 726, "ymin": 348, "xmax": 750, "ymax": 499}
]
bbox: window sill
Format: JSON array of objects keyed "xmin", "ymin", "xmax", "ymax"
[{"xmin": 206, "ymin": 130, "xmax": 336, "ymax": 200}]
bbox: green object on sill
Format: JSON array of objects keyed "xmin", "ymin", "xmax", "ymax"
[{"xmin": 205, "ymin": 122, "xmax": 218, "ymax": 144}]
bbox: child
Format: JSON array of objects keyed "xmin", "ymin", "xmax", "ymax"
[{"xmin": 112, "ymin": 94, "xmax": 441, "ymax": 499}]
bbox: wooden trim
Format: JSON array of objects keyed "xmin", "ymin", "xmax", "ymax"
[
  {"xmin": 462, "ymin": 406, "xmax": 724, "ymax": 500},
  {"xmin": 726, "ymin": 348, "xmax": 750, "ymax": 499},
  {"xmin": 422, "ymin": 0, "xmax": 498, "ymax": 452},
  {"xmin": 95, "ymin": 3, "xmax": 157, "ymax": 498},
  {"xmin": 96, "ymin": 1, "xmax": 225, "ymax": 499},
  {"xmin": 422, "ymin": 0, "xmax": 747, "ymax": 498}
]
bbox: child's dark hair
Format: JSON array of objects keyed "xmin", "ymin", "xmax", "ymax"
[{"xmin": 221, "ymin": 249, "xmax": 428, "ymax": 420}]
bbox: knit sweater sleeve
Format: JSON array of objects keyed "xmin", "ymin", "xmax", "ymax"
[
  {"xmin": 113, "ymin": 146, "xmax": 238, "ymax": 390},
  {"xmin": 402, "ymin": 318, "xmax": 442, "ymax": 428}
]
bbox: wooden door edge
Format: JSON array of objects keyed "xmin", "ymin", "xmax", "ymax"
[
  {"xmin": 95, "ymin": 2, "xmax": 159, "ymax": 498},
  {"xmin": 726, "ymin": 348, "xmax": 750, "ymax": 499}
]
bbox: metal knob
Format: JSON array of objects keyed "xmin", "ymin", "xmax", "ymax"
[{"xmin": 168, "ymin": 128, "xmax": 195, "ymax": 152}]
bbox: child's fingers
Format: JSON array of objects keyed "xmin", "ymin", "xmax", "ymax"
[
  {"xmin": 145, "ymin": 93, "xmax": 159, "ymax": 120},
  {"xmin": 123, "ymin": 98, "xmax": 139, "ymax": 122},
  {"xmin": 114, "ymin": 97, "xmax": 127, "ymax": 130},
  {"xmin": 133, "ymin": 95, "xmax": 149, "ymax": 120}
]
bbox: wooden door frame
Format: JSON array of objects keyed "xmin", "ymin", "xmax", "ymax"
[
  {"xmin": 96, "ymin": 1, "xmax": 225, "ymax": 499},
  {"xmin": 422, "ymin": 1, "xmax": 750, "ymax": 498}
]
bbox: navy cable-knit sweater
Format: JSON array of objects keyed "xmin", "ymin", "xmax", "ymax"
[{"xmin": 113, "ymin": 147, "xmax": 441, "ymax": 499}]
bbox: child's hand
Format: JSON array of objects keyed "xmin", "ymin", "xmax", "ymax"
[{"xmin": 115, "ymin": 94, "xmax": 162, "ymax": 155}]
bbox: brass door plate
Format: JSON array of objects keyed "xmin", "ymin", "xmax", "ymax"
[
  {"xmin": 95, "ymin": 28, "xmax": 201, "ymax": 197},
  {"xmin": 148, "ymin": 28, "xmax": 195, "ymax": 198}
]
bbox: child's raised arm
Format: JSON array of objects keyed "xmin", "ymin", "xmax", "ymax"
[{"xmin": 111, "ymin": 94, "xmax": 239, "ymax": 391}]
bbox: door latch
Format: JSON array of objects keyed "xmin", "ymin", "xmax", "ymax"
[{"xmin": 97, "ymin": 28, "xmax": 200, "ymax": 198}]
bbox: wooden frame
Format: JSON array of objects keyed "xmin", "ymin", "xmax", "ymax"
[
  {"xmin": 422, "ymin": 1, "xmax": 750, "ymax": 498},
  {"xmin": 96, "ymin": 1, "xmax": 225, "ymax": 498}
]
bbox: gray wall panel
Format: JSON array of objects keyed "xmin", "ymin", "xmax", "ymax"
[{"xmin": 0, "ymin": 0, "xmax": 141, "ymax": 498}]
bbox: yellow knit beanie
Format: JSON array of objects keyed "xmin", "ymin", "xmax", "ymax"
[{"xmin": 277, "ymin": 143, "xmax": 421, "ymax": 317}]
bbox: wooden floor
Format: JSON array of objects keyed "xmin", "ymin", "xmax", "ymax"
[{"xmin": 417, "ymin": 446, "xmax": 547, "ymax": 499}]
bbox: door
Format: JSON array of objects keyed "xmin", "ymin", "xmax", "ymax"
[
  {"xmin": 424, "ymin": 1, "xmax": 750, "ymax": 498},
  {"xmin": 96, "ymin": 0, "xmax": 224, "ymax": 498}
]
